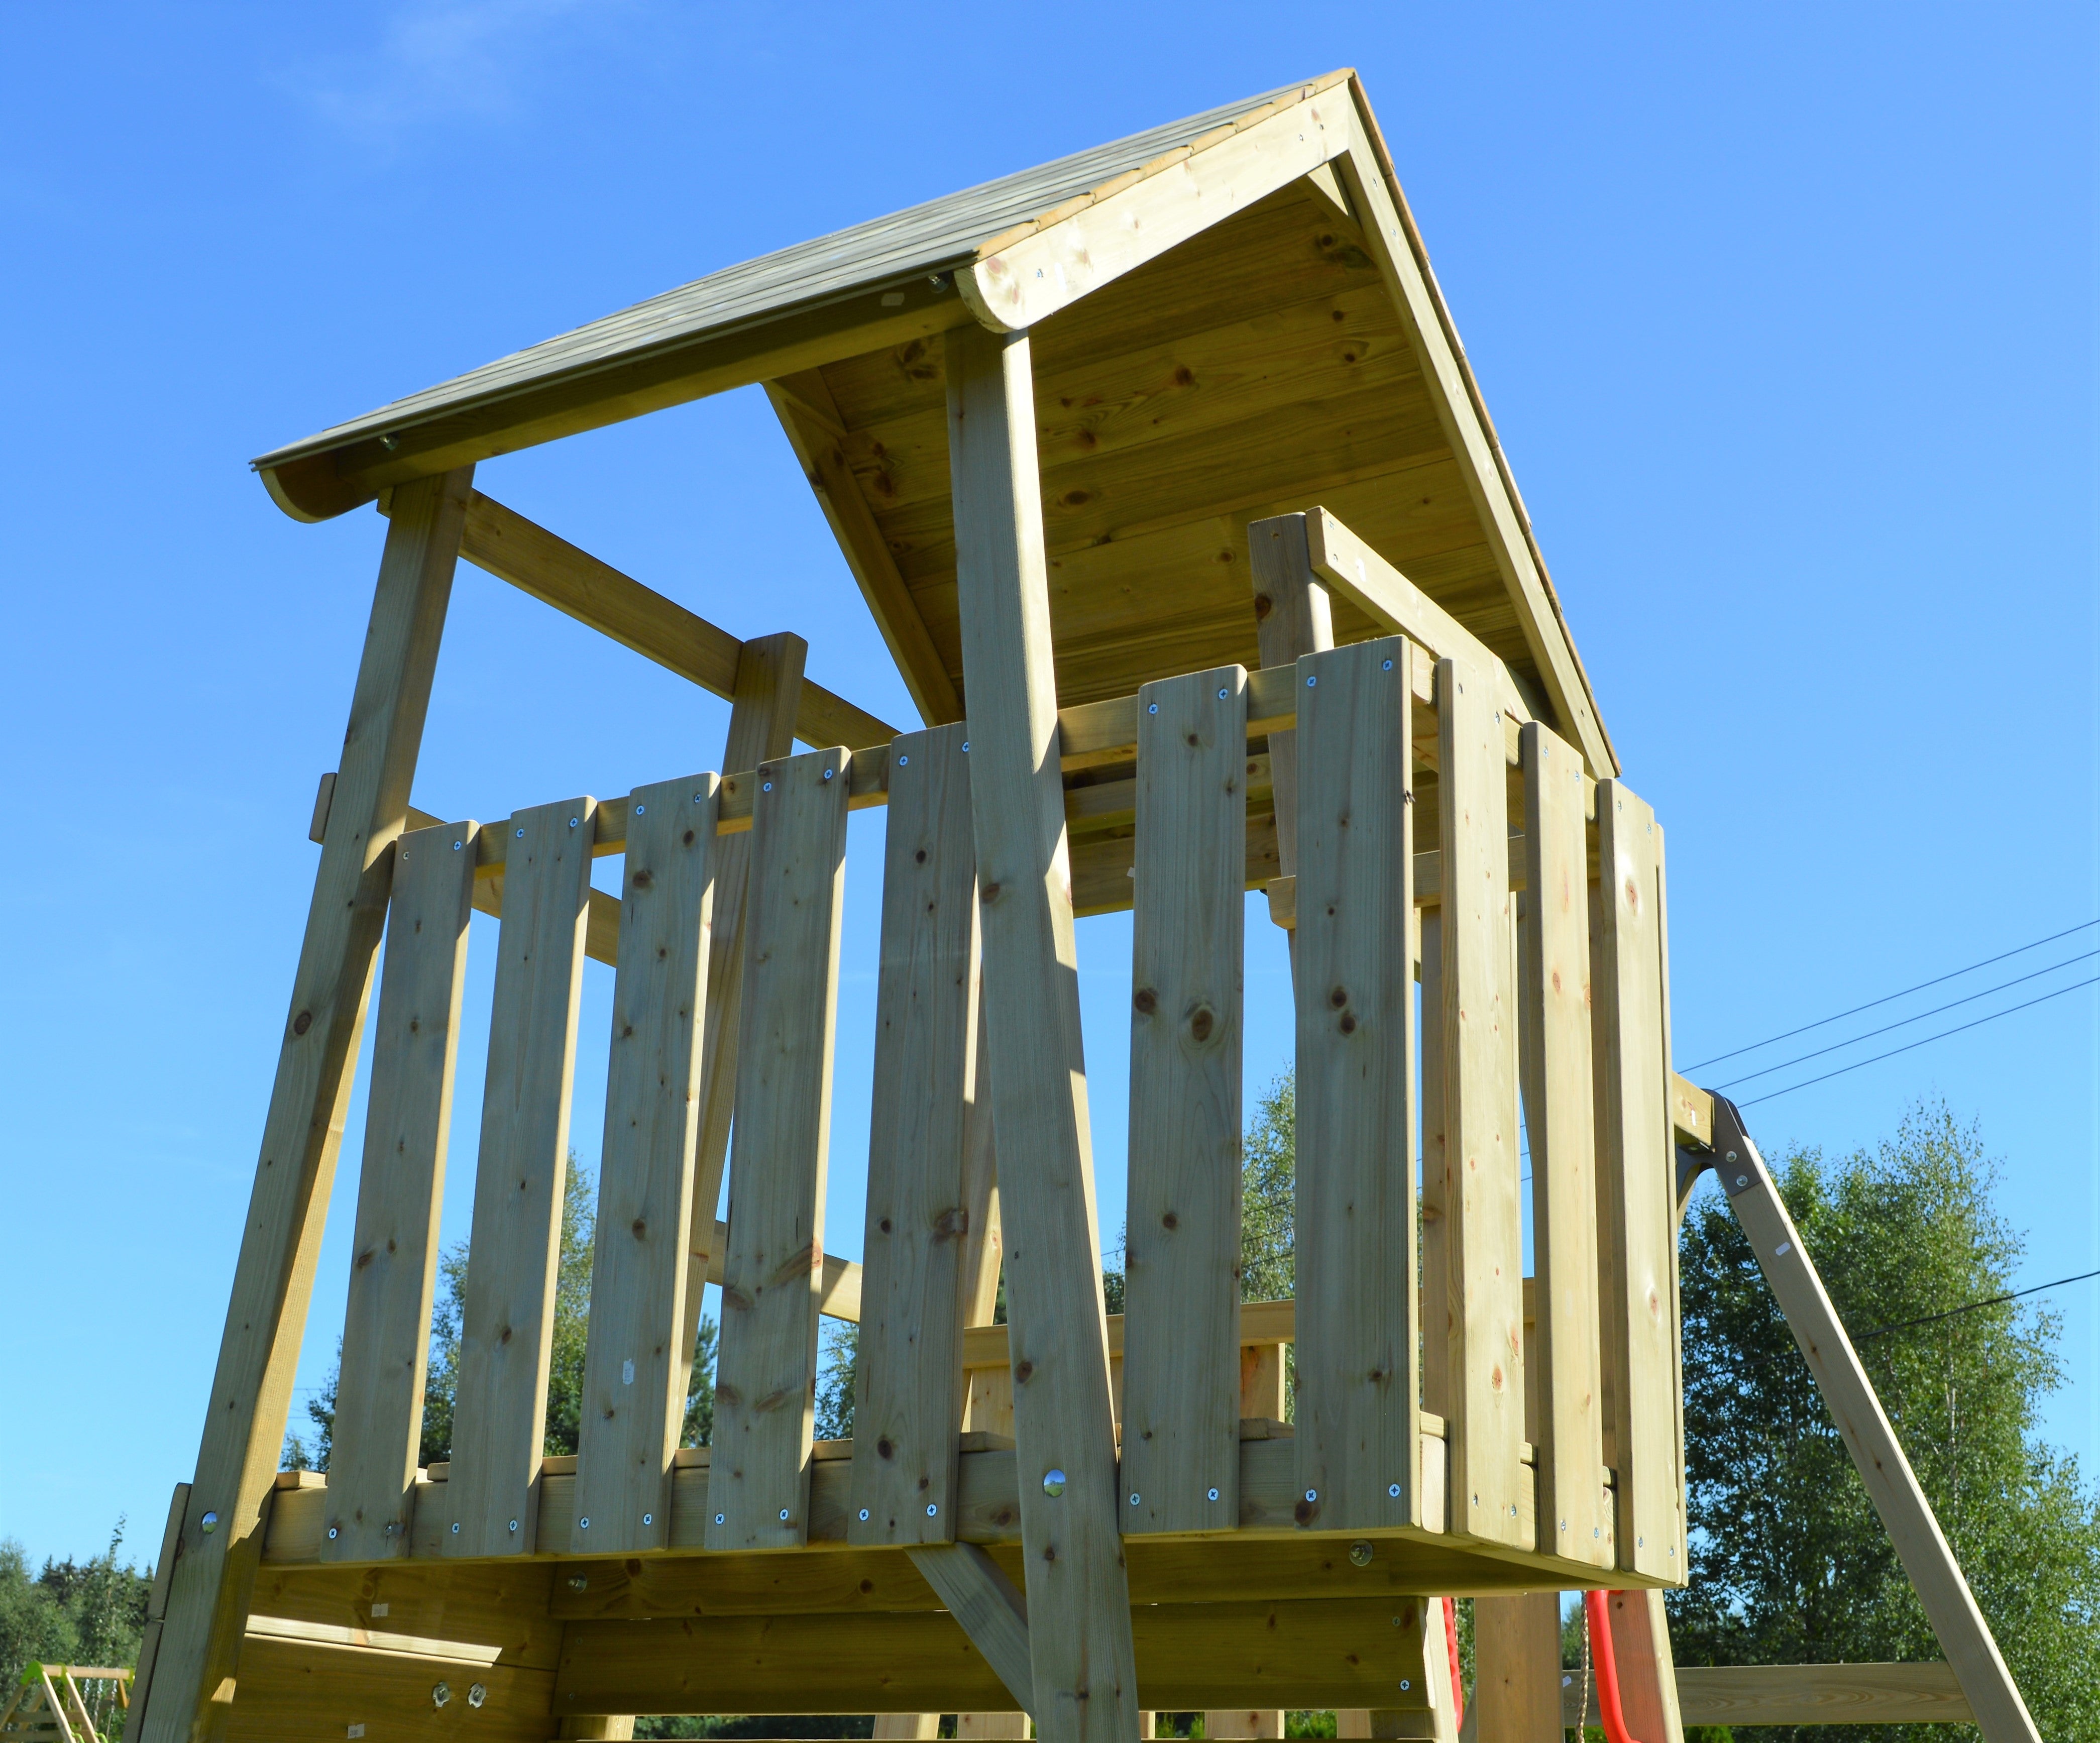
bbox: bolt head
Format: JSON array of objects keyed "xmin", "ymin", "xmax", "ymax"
[
  {"xmin": 431, "ymin": 1683, "xmax": 450, "ymax": 1708},
  {"xmin": 1042, "ymin": 1468, "xmax": 1067, "ymax": 1497},
  {"xmin": 1348, "ymin": 1541, "xmax": 1373, "ymax": 1567},
  {"xmin": 568, "ymin": 1576, "xmax": 587, "ymax": 1591},
  {"xmin": 200, "ymin": 1512, "xmax": 218, "ymax": 1534},
  {"xmin": 467, "ymin": 1684, "xmax": 487, "ymax": 1709}
]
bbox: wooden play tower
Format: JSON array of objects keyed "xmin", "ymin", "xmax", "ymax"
[{"xmin": 130, "ymin": 71, "xmax": 2039, "ymax": 1743}]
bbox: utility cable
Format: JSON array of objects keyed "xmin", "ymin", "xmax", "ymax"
[
  {"xmin": 1737, "ymin": 974, "xmax": 2099, "ymax": 1106},
  {"xmin": 1683, "ymin": 917, "xmax": 2098, "ymax": 1073},
  {"xmin": 1715, "ymin": 948, "xmax": 2098, "ymax": 1090},
  {"xmin": 1854, "ymin": 1266, "xmax": 2100, "ymax": 1345}
]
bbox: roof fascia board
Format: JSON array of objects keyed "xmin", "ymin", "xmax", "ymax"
[
  {"xmin": 1334, "ymin": 79, "xmax": 1619, "ymax": 776},
  {"xmin": 258, "ymin": 284, "xmax": 978, "ymax": 523},
  {"xmin": 956, "ymin": 76, "xmax": 1352, "ymax": 333}
]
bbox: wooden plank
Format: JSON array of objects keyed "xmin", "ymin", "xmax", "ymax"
[
  {"xmin": 1472, "ymin": 1594, "xmax": 1561, "ymax": 1742},
  {"xmin": 1436, "ymin": 655, "xmax": 1526, "ymax": 1548},
  {"xmin": 1122, "ymin": 665, "xmax": 1247, "ymax": 1535},
  {"xmin": 1416, "ymin": 906, "xmax": 1448, "ymax": 1437},
  {"xmin": 222, "ymin": 1633, "xmax": 551, "ymax": 1743},
  {"xmin": 1709, "ymin": 1101, "xmax": 2039, "ymax": 1740},
  {"xmin": 944, "ymin": 320, "xmax": 1139, "ymax": 1741},
  {"xmin": 851, "ymin": 725, "xmax": 980, "ymax": 1545},
  {"xmin": 1516, "ymin": 722, "xmax": 1609, "ymax": 1568},
  {"xmin": 676, "ymin": 634, "xmax": 807, "ymax": 1438},
  {"xmin": 872, "ymin": 1719, "xmax": 941, "ymax": 1739},
  {"xmin": 446, "ymin": 797, "xmax": 597, "ymax": 1557},
  {"xmin": 959, "ymin": 998, "xmax": 1004, "ymax": 1332},
  {"xmin": 708, "ymin": 746, "xmax": 852, "ymax": 1549},
  {"xmin": 1617, "ymin": 1662, "xmax": 1973, "ymax": 1727},
  {"xmin": 126, "ymin": 1480, "xmax": 190, "ymax": 1728},
  {"xmin": 1603, "ymin": 1588, "xmax": 1684, "ymax": 1743},
  {"xmin": 766, "ymin": 373, "xmax": 962, "ymax": 725},
  {"xmin": 324, "ymin": 821, "xmax": 478, "ymax": 1562},
  {"xmin": 1292, "ymin": 636, "xmax": 1419, "ymax": 1532},
  {"xmin": 456, "ymin": 493, "xmax": 894, "ymax": 751},
  {"xmin": 904, "ymin": 1545, "xmax": 1035, "ymax": 1713},
  {"xmin": 1329, "ymin": 111, "xmax": 1615, "ymax": 777},
  {"xmin": 143, "ymin": 465, "xmax": 472, "ymax": 1743},
  {"xmin": 1590, "ymin": 781, "xmax": 1682, "ymax": 1582},
  {"xmin": 556, "ymin": 1597, "xmax": 1438, "ymax": 1717},
  {"xmin": 572, "ymin": 774, "xmax": 723, "ymax": 1555}
]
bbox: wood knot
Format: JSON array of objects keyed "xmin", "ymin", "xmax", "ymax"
[
  {"xmin": 1188, "ymin": 1005, "xmax": 1214, "ymax": 1042},
  {"xmin": 1339, "ymin": 1013, "xmax": 1357, "ymax": 1033},
  {"xmin": 1161, "ymin": 1211, "xmax": 1179, "ymax": 1231},
  {"xmin": 1133, "ymin": 987, "xmax": 1158, "ymax": 1014},
  {"xmin": 292, "ymin": 1010, "xmax": 312, "ymax": 1036},
  {"xmin": 876, "ymin": 1438, "xmax": 895, "ymax": 1460},
  {"xmin": 632, "ymin": 869, "xmax": 653, "ymax": 890},
  {"xmin": 1329, "ymin": 987, "xmax": 1347, "ymax": 1009},
  {"xmin": 981, "ymin": 882, "xmax": 1002, "ymax": 903}
]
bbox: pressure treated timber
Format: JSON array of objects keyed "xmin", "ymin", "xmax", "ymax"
[
  {"xmin": 324, "ymin": 821, "xmax": 478, "ymax": 1562},
  {"xmin": 144, "ymin": 465, "xmax": 472, "ymax": 1743},
  {"xmin": 127, "ymin": 1480, "xmax": 189, "ymax": 1726},
  {"xmin": 766, "ymin": 375, "xmax": 962, "ymax": 726},
  {"xmin": 453, "ymin": 492, "xmax": 895, "ymax": 751},
  {"xmin": 1417, "ymin": 908, "xmax": 1449, "ymax": 1432},
  {"xmin": 224, "ymin": 1634, "xmax": 551, "ymax": 1743},
  {"xmin": 945, "ymin": 319, "xmax": 1139, "ymax": 1740},
  {"xmin": 573, "ymin": 774, "xmax": 723, "ymax": 1556},
  {"xmin": 1602, "ymin": 1588, "xmax": 1683, "ymax": 1743},
  {"xmin": 555, "ymin": 1597, "xmax": 1440, "ymax": 1717},
  {"xmin": 448, "ymin": 796, "xmax": 597, "ymax": 1559},
  {"xmin": 677, "ymin": 634, "xmax": 807, "ymax": 1445},
  {"xmin": 1590, "ymin": 782, "xmax": 1683, "ymax": 1583},
  {"xmin": 708, "ymin": 746, "xmax": 852, "ymax": 1551},
  {"xmin": 1121, "ymin": 666, "xmax": 1247, "ymax": 1535},
  {"xmin": 1292, "ymin": 637, "xmax": 1419, "ymax": 1532},
  {"xmin": 1710, "ymin": 1101, "xmax": 2039, "ymax": 1740},
  {"xmin": 1435, "ymin": 656, "xmax": 1526, "ymax": 1548},
  {"xmin": 851, "ymin": 725, "xmax": 980, "ymax": 1546},
  {"xmin": 1472, "ymin": 1593, "xmax": 1561, "ymax": 1742},
  {"xmin": 903, "ymin": 1544, "xmax": 1034, "ymax": 1712},
  {"xmin": 1516, "ymin": 722, "xmax": 1609, "ymax": 1566},
  {"xmin": 1562, "ymin": 1662, "xmax": 1973, "ymax": 1727}
]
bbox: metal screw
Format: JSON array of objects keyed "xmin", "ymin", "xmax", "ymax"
[
  {"xmin": 568, "ymin": 1576, "xmax": 587, "ymax": 1591},
  {"xmin": 1306, "ymin": 675, "xmax": 1317, "ymax": 687},
  {"xmin": 1382, "ymin": 659, "xmax": 1393, "ymax": 671},
  {"xmin": 1726, "ymin": 1151, "xmax": 1738, "ymax": 1163},
  {"xmin": 432, "ymin": 1683, "xmax": 451, "ymax": 1708},
  {"xmin": 761, "ymin": 781, "xmax": 772, "ymax": 793},
  {"xmin": 452, "ymin": 840, "xmax": 462, "ymax": 850},
  {"xmin": 1148, "ymin": 702, "xmax": 1159, "ymax": 714},
  {"xmin": 961, "ymin": 740, "xmax": 970, "ymax": 752},
  {"xmin": 1399, "ymin": 1680, "xmax": 1411, "ymax": 1692},
  {"xmin": 859, "ymin": 1508, "xmax": 870, "ymax": 1521},
  {"xmin": 779, "ymin": 1509, "xmax": 790, "ymax": 1521},
  {"xmin": 822, "ymin": 768, "xmax": 835, "ymax": 781},
  {"xmin": 1217, "ymin": 687, "xmax": 1229, "ymax": 699},
  {"xmin": 897, "ymin": 754, "xmax": 909, "ymax": 766},
  {"xmin": 508, "ymin": 1519, "xmax": 519, "ymax": 1533},
  {"xmin": 1206, "ymin": 1487, "xmax": 1220, "ymax": 1501},
  {"xmin": 1560, "ymin": 1518, "xmax": 1568, "ymax": 1532},
  {"xmin": 1638, "ymin": 1536, "xmax": 1644, "ymax": 1548},
  {"xmin": 568, "ymin": 817, "xmax": 578, "ymax": 828},
  {"xmin": 1735, "ymin": 1175, "xmax": 1748, "ymax": 1188},
  {"xmin": 1510, "ymin": 1504, "xmax": 1519, "ymax": 1516},
  {"xmin": 579, "ymin": 1517, "xmax": 590, "ymax": 1530},
  {"xmin": 200, "ymin": 1512, "xmax": 218, "ymax": 1534},
  {"xmin": 1348, "ymin": 1541, "xmax": 1373, "ymax": 1567},
  {"xmin": 714, "ymin": 1512, "xmax": 725, "ymax": 1524},
  {"xmin": 926, "ymin": 1503, "xmax": 939, "ymax": 1517},
  {"xmin": 642, "ymin": 1513, "xmax": 652, "ymax": 1526},
  {"xmin": 467, "ymin": 1685, "xmax": 487, "ymax": 1709},
  {"xmin": 694, "ymin": 792, "xmax": 704, "ymax": 803},
  {"xmin": 327, "ymin": 1527, "xmax": 339, "ymax": 1540},
  {"xmin": 1388, "ymin": 1483, "xmax": 1402, "ymax": 1498},
  {"xmin": 516, "ymin": 827, "xmax": 524, "ymax": 837},
  {"xmin": 1042, "ymin": 1469, "xmax": 1067, "ymax": 1497},
  {"xmin": 1129, "ymin": 1492, "xmax": 1141, "ymax": 1506},
  {"xmin": 452, "ymin": 1523, "xmax": 461, "ymax": 1534},
  {"xmin": 1668, "ymin": 1545, "xmax": 1676, "ymax": 1558},
  {"xmin": 634, "ymin": 804, "xmax": 644, "ymax": 814},
  {"xmin": 1304, "ymin": 1489, "xmax": 1318, "ymax": 1503}
]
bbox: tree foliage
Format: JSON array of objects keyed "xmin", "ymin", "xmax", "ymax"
[
  {"xmin": 1672, "ymin": 1101, "xmax": 2100, "ymax": 1740},
  {"xmin": 0, "ymin": 1522, "xmax": 151, "ymax": 1725},
  {"xmin": 288, "ymin": 1156, "xmax": 720, "ymax": 1470}
]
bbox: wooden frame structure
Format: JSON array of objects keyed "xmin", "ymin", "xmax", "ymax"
[{"xmin": 128, "ymin": 69, "xmax": 2041, "ymax": 1743}]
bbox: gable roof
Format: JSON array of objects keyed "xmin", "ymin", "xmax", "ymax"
[{"xmin": 253, "ymin": 71, "xmax": 1615, "ymax": 773}]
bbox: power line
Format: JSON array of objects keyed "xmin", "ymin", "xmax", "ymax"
[
  {"xmin": 1715, "ymin": 949, "xmax": 2099, "ymax": 1090},
  {"xmin": 1683, "ymin": 918, "xmax": 2099, "ymax": 1073},
  {"xmin": 1855, "ymin": 1266, "xmax": 2100, "ymax": 1345},
  {"xmin": 1738, "ymin": 974, "xmax": 2100, "ymax": 1107}
]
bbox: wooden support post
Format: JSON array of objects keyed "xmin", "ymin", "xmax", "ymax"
[
  {"xmin": 323, "ymin": 820, "xmax": 478, "ymax": 1561},
  {"xmin": 1708, "ymin": 1099, "xmax": 2041, "ymax": 1742},
  {"xmin": 852, "ymin": 725, "xmax": 980, "ymax": 1545},
  {"xmin": 944, "ymin": 320, "xmax": 1139, "ymax": 1741},
  {"xmin": 907, "ymin": 1543, "xmax": 1036, "ymax": 1715},
  {"xmin": 573, "ymin": 772, "xmax": 724, "ymax": 1553},
  {"xmin": 708, "ymin": 745, "xmax": 852, "ymax": 1549},
  {"xmin": 1294, "ymin": 637, "xmax": 1420, "ymax": 1531},
  {"xmin": 1603, "ymin": 1591, "xmax": 1684, "ymax": 1743},
  {"xmin": 1121, "ymin": 665, "xmax": 1246, "ymax": 1535},
  {"xmin": 142, "ymin": 465, "xmax": 471, "ymax": 1743},
  {"xmin": 676, "ymin": 634, "xmax": 807, "ymax": 1428},
  {"xmin": 1436, "ymin": 657, "xmax": 1525, "ymax": 1548},
  {"xmin": 1418, "ymin": 908, "xmax": 1449, "ymax": 1437},
  {"xmin": 1472, "ymin": 1594, "xmax": 1562, "ymax": 1743},
  {"xmin": 1591, "ymin": 782, "xmax": 1682, "ymax": 1580},
  {"xmin": 448, "ymin": 795, "xmax": 597, "ymax": 1556},
  {"xmin": 1517, "ymin": 723, "xmax": 1609, "ymax": 1567}
]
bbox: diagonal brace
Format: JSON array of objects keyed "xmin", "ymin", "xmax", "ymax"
[{"xmin": 906, "ymin": 1544, "xmax": 1035, "ymax": 1717}]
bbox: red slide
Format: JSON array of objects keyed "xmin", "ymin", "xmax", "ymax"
[{"xmin": 1582, "ymin": 1590, "xmax": 1651, "ymax": 1743}]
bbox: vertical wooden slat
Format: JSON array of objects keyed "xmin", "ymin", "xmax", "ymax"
[
  {"xmin": 1417, "ymin": 909, "xmax": 1449, "ymax": 1438},
  {"xmin": 1473, "ymin": 1593, "xmax": 1564, "ymax": 1742},
  {"xmin": 447, "ymin": 796, "xmax": 597, "ymax": 1557},
  {"xmin": 945, "ymin": 319, "xmax": 1139, "ymax": 1741},
  {"xmin": 1293, "ymin": 635, "xmax": 1419, "ymax": 1531},
  {"xmin": 144, "ymin": 466, "xmax": 471, "ymax": 1743},
  {"xmin": 324, "ymin": 819, "xmax": 478, "ymax": 1561},
  {"xmin": 1604, "ymin": 1590, "xmax": 1686, "ymax": 1743},
  {"xmin": 707, "ymin": 745, "xmax": 851, "ymax": 1550},
  {"xmin": 677, "ymin": 634, "xmax": 808, "ymax": 1417},
  {"xmin": 1517, "ymin": 721, "xmax": 1610, "ymax": 1566},
  {"xmin": 851, "ymin": 725, "xmax": 980, "ymax": 1546},
  {"xmin": 1436, "ymin": 654, "xmax": 1526, "ymax": 1548},
  {"xmin": 1122, "ymin": 665, "xmax": 1247, "ymax": 1535},
  {"xmin": 574, "ymin": 774, "xmax": 723, "ymax": 1554},
  {"xmin": 1591, "ymin": 780, "xmax": 1681, "ymax": 1580}
]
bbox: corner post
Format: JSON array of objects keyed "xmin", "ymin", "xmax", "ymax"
[
  {"xmin": 143, "ymin": 466, "xmax": 473, "ymax": 1743},
  {"xmin": 944, "ymin": 321, "xmax": 1140, "ymax": 1742}
]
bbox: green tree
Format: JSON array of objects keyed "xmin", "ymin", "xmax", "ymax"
[
  {"xmin": 1671, "ymin": 1101, "xmax": 2100, "ymax": 1740},
  {"xmin": 288, "ymin": 1156, "xmax": 722, "ymax": 1469},
  {"xmin": 1241, "ymin": 1069, "xmax": 1295, "ymax": 1303},
  {"xmin": 0, "ymin": 1522, "xmax": 152, "ymax": 1728}
]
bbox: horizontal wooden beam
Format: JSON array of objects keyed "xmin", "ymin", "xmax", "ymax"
[
  {"xmin": 1561, "ymin": 1662, "xmax": 1970, "ymax": 1727},
  {"xmin": 445, "ymin": 492, "xmax": 897, "ymax": 751}
]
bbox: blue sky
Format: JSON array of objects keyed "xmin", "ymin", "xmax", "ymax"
[{"xmin": 1, "ymin": 2, "xmax": 2092, "ymax": 1570}]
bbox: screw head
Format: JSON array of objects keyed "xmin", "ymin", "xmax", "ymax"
[
  {"xmin": 431, "ymin": 1683, "xmax": 451, "ymax": 1708},
  {"xmin": 467, "ymin": 1685, "xmax": 487, "ymax": 1710},
  {"xmin": 1399, "ymin": 1680, "xmax": 1411, "ymax": 1692},
  {"xmin": 1304, "ymin": 1488, "xmax": 1318, "ymax": 1503},
  {"xmin": 1382, "ymin": 659, "xmax": 1393, "ymax": 671},
  {"xmin": 1348, "ymin": 1541, "xmax": 1373, "ymax": 1567},
  {"xmin": 1306, "ymin": 674, "xmax": 1317, "ymax": 687},
  {"xmin": 1217, "ymin": 687, "xmax": 1229, "ymax": 699},
  {"xmin": 642, "ymin": 1512, "xmax": 652, "ymax": 1526},
  {"xmin": 1638, "ymin": 1536, "xmax": 1644, "ymax": 1548},
  {"xmin": 822, "ymin": 768, "xmax": 835, "ymax": 781},
  {"xmin": 451, "ymin": 1522, "xmax": 461, "ymax": 1534},
  {"xmin": 452, "ymin": 840, "xmax": 462, "ymax": 850},
  {"xmin": 1042, "ymin": 1469, "xmax": 1067, "ymax": 1497},
  {"xmin": 1129, "ymin": 1492, "xmax": 1141, "ymax": 1506},
  {"xmin": 1388, "ymin": 1482, "xmax": 1402, "ymax": 1498},
  {"xmin": 327, "ymin": 1526, "xmax": 339, "ymax": 1540},
  {"xmin": 515, "ymin": 827, "xmax": 524, "ymax": 837},
  {"xmin": 634, "ymin": 804, "xmax": 644, "ymax": 814},
  {"xmin": 926, "ymin": 1503, "xmax": 938, "ymax": 1517},
  {"xmin": 578, "ymin": 1517, "xmax": 590, "ymax": 1530},
  {"xmin": 761, "ymin": 780, "xmax": 773, "ymax": 793},
  {"xmin": 779, "ymin": 1508, "xmax": 790, "ymax": 1522},
  {"xmin": 859, "ymin": 1508, "xmax": 870, "ymax": 1521},
  {"xmin": 961, "ymin": 740, "xmax": 970, "ymax": 752},
  {"xmin": 897, "ymin": 754, "xmax": 909, "ymax": 765},
  {"xmin": 508, "ymin": 1519, "xmax": 519, "ymax": 1533},
  {"xmin": 1148, "ymin": 702, "xmax": 1159, "ymax": 714},
  {"xmin": 567, "ymin": 1576, "xmax": 587, "ymax": 1591},
  {"xmin": 714, "ymin": 1512, "xmax": 725, "ymax": 1524},
  {"xmin": 1206, "ymin": 1487, "xmax": 1220, "ymax": 1501},
  {"xmin": 568, "ymin": 817, "xmax": 578, "ymax": 828},
  {"xmin": 200, "ymin": 1512, "xmax": 218, "ymax": 1534}
]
